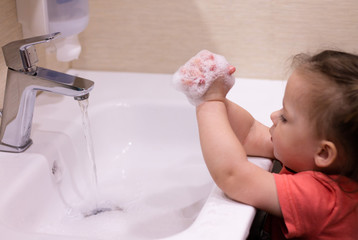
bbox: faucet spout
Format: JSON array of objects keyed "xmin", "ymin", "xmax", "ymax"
[
  {"xmin": 34, "ymin": 67, "xmax": 94, "ymax": 98},
  {"xmin": 75, "ymin": 93, "xmax": 90, "ymax": 101},
  {"xmin": 0, "ymin": 68, "xmax": 94, "ymax": 152},
  {"xmin": 0, "ymin": 33, "xmax": 94, "ymax": 152}
]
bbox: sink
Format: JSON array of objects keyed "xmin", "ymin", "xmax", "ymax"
[{"xmin": 0, "ymin": 70, "xmax": 285, "ymax": 239}]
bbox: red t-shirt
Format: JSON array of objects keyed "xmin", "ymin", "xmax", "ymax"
[{"xmin": 268, "ymin": 167, "xmax": 358, "ymax": 239}]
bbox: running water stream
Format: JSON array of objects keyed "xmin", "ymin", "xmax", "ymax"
[
  {"xmin": 78, "ymin": 99, "xmax": 99, "ymax": 209},
  {"xmin": 77, "ymin": 99, "xmax": 118, "ymax": 216}
]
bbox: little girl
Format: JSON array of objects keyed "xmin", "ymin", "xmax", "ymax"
[{"xmin": 176, "ymin": 50, "xmax": 358, "ymax": 239}]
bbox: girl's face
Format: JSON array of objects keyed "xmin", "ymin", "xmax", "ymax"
[{"xmin": 269, "ymin": 70, "xmax": 321, "ymax": 172}]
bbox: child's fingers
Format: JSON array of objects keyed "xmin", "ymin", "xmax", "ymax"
[{"xmin": 228, "ymin": 65, "xmax": 236, "ymax": 75}]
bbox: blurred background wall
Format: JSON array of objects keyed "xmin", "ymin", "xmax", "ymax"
[
  {"xmin": 1, "ymin": 0, "xmax": 358, "ymax": 108},
  {"xmin": 73, "ymin": 0, "xmax": 358, "ymax": 80},
  {"xmin": 0, "ymin": 1, "xmax": 22, "ymax": 108}
]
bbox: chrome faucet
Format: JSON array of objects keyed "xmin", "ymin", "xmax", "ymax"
[{"xmin": 0, "ymin": 32, "xmax": 94, "ymax": 152}]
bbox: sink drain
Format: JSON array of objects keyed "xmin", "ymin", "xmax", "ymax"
[{"xmin": 83, "ymin": 205, "xmax": 123, "ymax": 217}]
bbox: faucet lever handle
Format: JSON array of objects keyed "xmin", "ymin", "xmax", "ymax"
[{"xmin": 2, "ymin": 32, "xmax": 60, "ymax": 72}]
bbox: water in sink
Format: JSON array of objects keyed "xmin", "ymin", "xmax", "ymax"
[
  {"xmin": 17, "ymin": 93, "xmax": 213, "ymax": 240},
  {"xmin": 0, "ymin": 71, "xmax": 281, "ymax": 240}
]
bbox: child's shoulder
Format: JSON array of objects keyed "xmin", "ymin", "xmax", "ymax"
[
  {"xmin": 273, "ymin": 167, "xmax": 358, "ymax": 238},
  {"xmin": 277, "ymin": 166, "xmax": 358, "ymax": 195}
]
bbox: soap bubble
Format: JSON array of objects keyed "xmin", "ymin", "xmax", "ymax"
[{"xmin": 172, "ymin": 50, "xmax": 236, "ymax": 106}]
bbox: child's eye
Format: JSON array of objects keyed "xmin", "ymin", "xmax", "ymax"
[{"xmin": 279, "ymin": 115, "xmax": 287, "ymax": 123}]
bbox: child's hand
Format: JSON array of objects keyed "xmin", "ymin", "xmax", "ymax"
[
  {"xmin": 201, "ymin": 66, "xmax": 236, "ymax": 103},
  {"xmin": 173, "ymin": 50, "xmax": 236, "ymax": 106}
]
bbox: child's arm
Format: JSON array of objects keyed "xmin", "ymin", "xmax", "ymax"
[
  {"xmin": 196, "ymin": 81, "xmax": 281, "ymax": 216},
  {"xmin": 225, "ymin": 99, "xmax": 274, "ymax": 158}
]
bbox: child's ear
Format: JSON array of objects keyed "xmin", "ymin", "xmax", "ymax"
[{"xmin": 314, "ymin": 140, "xmax": 337, "ymax": 168}]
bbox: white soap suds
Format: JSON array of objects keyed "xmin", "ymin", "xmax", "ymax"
[{"xmin": 172, "ymin": 50, "xmax": 236, "ymax": 106}]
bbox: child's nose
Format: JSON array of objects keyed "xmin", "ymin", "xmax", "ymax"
[{"xmin": 270, "ymin": 110, "xmax": 280, "ymax": 125}]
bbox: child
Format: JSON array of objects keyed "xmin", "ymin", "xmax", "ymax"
[{"xmin": 175, "ymin": 50, "xmax": 358, "ymax": 239}]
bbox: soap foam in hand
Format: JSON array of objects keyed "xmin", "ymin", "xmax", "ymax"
[{"xmin": 172, "ymin": 50, "xmax": 236, "ymax": 106}]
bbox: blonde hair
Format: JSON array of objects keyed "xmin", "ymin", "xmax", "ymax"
[{"xmin": 292, "ymin": 50, "xmax": 358, "ymax": 183}]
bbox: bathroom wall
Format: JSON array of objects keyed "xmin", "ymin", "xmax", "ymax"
[
  {"xmin": 73, "ymin": 0, "xmax": 358, "ymax": 80},
  {"xmin": 2, "ymin": 0, "xmax": 358, "ymax": 99},
  {"xmin": 0, "ymin": 1, "xmax": 23, "ymax": 108}
]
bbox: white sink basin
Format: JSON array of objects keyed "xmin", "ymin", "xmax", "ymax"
[{"xmin": 0, "ymin": 70, "xmax": 285, "ymax": 239}]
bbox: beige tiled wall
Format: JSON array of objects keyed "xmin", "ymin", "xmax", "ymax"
[
  {"xmin": 73, "ymin": 0, "xmax": 358, "ymax": 80},
  {"xmin": 0, "ymin": 1, "xmax": 23, "ymax": 108},
  {"xmin": 1, "ymin": 0, "xmax": 358, "ymax": 108}
]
